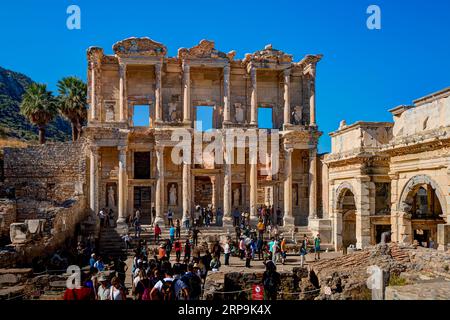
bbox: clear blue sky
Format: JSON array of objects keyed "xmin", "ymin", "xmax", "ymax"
[{"xmin": 1, "ymin": 0, "xmax": 449, "ymax": 152}]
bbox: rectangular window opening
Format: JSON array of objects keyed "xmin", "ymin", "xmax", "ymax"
[
  {"xmin": 195, "ymin": 106, "xmax": 214, "ymax": 132},
  {"xmin": 258, "ymin": 107, "xmax": 273, "ymax": 129},
  {"xmin": 132, "ymin": 105, "xmax": 151, "ymax": 127}
]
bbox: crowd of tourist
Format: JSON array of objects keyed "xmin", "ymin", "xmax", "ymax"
[{"xmin": 62, "ymin": 204, "xmax": 322, "ymax": 300}]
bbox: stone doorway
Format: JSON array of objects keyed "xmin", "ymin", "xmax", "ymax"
[
  {"xmin": 194, "ymin": 176, "xmax": 212, "ymax": 208},
  {"xmin": 133, "ymin": 186, "xmax": 152, "ymax": 224}
]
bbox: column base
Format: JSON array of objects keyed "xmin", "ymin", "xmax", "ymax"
[
  {"xmin": 153, "ymin": 216, "xmax": 165, "ymax": 227},
  {"xmin": 222, "ymin": 217, "xmax": 233, "ymax": 228},
  {"xmin": 283, "ymin": 216, "xmax": 295, "ymax": 227},
  {"xmin": 116, "ymin": 220, "xmax": 129, "ymax": 235}
]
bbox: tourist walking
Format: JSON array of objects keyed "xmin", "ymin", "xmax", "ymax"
[
  {"xmin": 262, "ymin": 261, "xmax": 281, "ymax": 300},
  {"xmin": 110, "ymin": 276, "xmax": 126, "ymax": 300},
  {"xmin": 175, "ymin": 219, "xmax": 181, "ymax": 238},
  {"xmin": 180, "ymin": 263, "xmax": 202, "ymax": 300},
  {"xmin": 174, "ymin": 239, "xmax": 182, "ymax": 262},
  {"xmin": 299, "ymin": 242, "xmax": 307, "ymax": 267},
  {"xmin": 232, "ymin": 208, "xmax": 240, "ymax": 226},
  {"xmin": 280, "ymin": 237, "xmax": 287, "ymax": 265},
  {"xmin": 210, "ymin": 255, "xmax": 221, "ymax": 271},
  {"xmin": 98, "ymin": 208, "xmax": 105, "ymax": 228},
  {"xmin": 167, "ymin": 209, "xmax": 174, "ymax": 227},
  {"xmin": 314, "ymin": 234, "xmax": 321, "ymax": 260},
  {"xmin": 245, "ymin": 245, "xmax": 252, "ymax": 268},
  {"xmin": 154, "ymin": 224, "xmax": 162, "ymax": 243},
  {"xmin": 97, "ymin": 274, "xmax": 110, "ymax": 300},
  {"xmin": 184, "ymin": 239, "xmax": 192, "ymax": 262},
  {"xmin": 184, "ymin": 211, "xmax": 190, "ymax": 230},
  {"xmin": 169, "ymin": 225, "xmax": 176, "ymax": 243},
  {"xmin": 239, "ymin": 237, "xmax": 246, "ymax": 260},
  {"xmin": 224, "ymin": 239, "xmax": 230, "ymax": 266},
  {"xmin": 192, "ymin": 226, "xmax": 201, "ymax": 247},
  {"xmin": 150, "ymin": 266, "xmax": 189, "ymax": 300},
  {"xmin": 216, "ymin": 207, "xmax": 223, "ymax": 226}
]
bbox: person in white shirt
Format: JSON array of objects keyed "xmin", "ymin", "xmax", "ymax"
[{"xmin": 224, "ymin": 239, "xmax": 231, "ymax": 265}]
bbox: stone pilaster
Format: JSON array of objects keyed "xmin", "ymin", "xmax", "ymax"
[
  {"xmin": 308, "ymin": 148, "xmax": 317, "ymax": 221},
  {"xmin": 223, "ymin": 146, "xmax": 232, "ymax": 226},
  {"xmin": 119, "ymin": 63, "xmax": 127, "ymax": 122},
  {"xmin": 283, "ymin": 147, "xmax": 295, "ymax": 226},
  {"xmin": 223, "ymin": 64, "xmax": 231, "ymax": 123},
  {"xmin": 309, "ymin": 70, "xmax": 316, "ymax": 126},
  {"xmin": 250, "ymin": 66, "xmax": 257, "ymax": 125},
  {"xmin": 89, "ymin": 146, "xmax": 99, "ymax": 217},
  {"xmin": 249, "ymin": 145, "xmax": 258, "ymax": 223},
  {"xmin": 182, "ymin": 61, "xmax": 191, "ymax": 124},
  {"xmin": 211, "ymin": 176, "xmax": 217, "ymax": 210},
  {"xmin": 182, "ymin": 161, "xmax": 191, "ymax": 224},
  {"xmin": 355, "ymin": 177, "xmax": 371, "ymax": 249},
  {"xmin": 155, "ymin": 145, "xmax": 165, "ymax": 226},
  {"xmin": 117, "ymin": 146, "xmax": 128, "ymax": 232},
  {"xmin": 283, "ymin": 68, "xmax": 291, "ymax": 125},
  {"xmin": 155, "ymin": 62, "xmax": 162, "ymax": 123}
]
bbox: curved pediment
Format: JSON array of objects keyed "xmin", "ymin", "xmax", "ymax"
[
  {"xmin": 177, "ymin": 39, "xmax": 233, "ymax": 60},
  {"xmin": 113, "ymin": 37, "xmax": 167, "ymax": 57}
]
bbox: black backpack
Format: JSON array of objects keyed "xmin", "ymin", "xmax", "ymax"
[
  {"xmin": 181, "ymin": 273, "xmax": 202, "ymax": 300},
  {"xmin": 160, "ymin": 279, "xmax": 177, "ymax": 301}
]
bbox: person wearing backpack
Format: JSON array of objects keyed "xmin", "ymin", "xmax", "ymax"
[
  {"xmin": 181, "ymin": 263, "xmax": 202, "ymax": 300},
  {"xmin": 133, "ymin": 269, "xmax": 150, "ymax": 300},
  {"xmin": 150, "ymin": 267, "xmax": 188, "ymax": 300},
  {"xmin": 262, "ymin": 260, "xmax": 281, "ymax": 301}
]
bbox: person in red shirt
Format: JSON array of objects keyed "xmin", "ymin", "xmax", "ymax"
[
  {"xmin": 174, "ymin": 239, "xmax": 182, "ymax": 262},
  {"xmin": 154, "ymin": 223, "xmax": 162, "ymax": 243}
]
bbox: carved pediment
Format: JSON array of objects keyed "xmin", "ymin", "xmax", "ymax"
[
  {"xmin": 113, "ymin": 37, "xmax": 167, "ymax": 57},
  {"xmin": 243, "ymin": 44, "xmax": 293, "ymax": 65},
  {"xmin": 177, "ymin": 39, "xmax": 232, "ymax": 60}
]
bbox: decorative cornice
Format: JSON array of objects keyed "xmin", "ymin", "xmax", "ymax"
[
  {"xmin": 243, "ymin": 44, "xmax": 293, "ymax": 66},
  {"xmin": 177, "ymin": 39, "xmax": 232, "ymax": 61}
]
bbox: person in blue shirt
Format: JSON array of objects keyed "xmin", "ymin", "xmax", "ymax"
[
  {"xmin": 169, "ymin": 225, "xmax": 176, "ymax": 243},
  {"xmin": 94, "ymin": 256, "xmax": 105, "ymax": 272},
  {"xmin": 89, "ymin": 253, "xmax": 97, "ymax": 271}
]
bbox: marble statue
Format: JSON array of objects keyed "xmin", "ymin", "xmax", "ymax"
[
  {"xmin": 233, "ymin": 188, "xmax": 240, "ymax": 207},
  {"xmin": 169, "ymin": 184, "xmax": 177, "ymax": 205},
  {"xmin": 234, "ymin": 103, "xmax": 245, "ymax": 123},
  {"xmin": 105, "ymin": 103, "xmax": 115, "ymax": 122},
  {"xmin": 292, "ymin": 105, "xmax": 303, "ymax": 125},
  {"xmin": 168, "ymin": 102, "xmax": 178, "ymax": 122},
  {"xmin": 108, "ymin": 186, "xmax": 116, "ymax": 208}
]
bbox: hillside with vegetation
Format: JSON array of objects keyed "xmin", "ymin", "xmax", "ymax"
[{"xmin": 0, "ymin": 66, "xmax": 71, "ymax": 144}]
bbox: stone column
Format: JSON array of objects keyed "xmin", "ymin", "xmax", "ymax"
[
  {"xmin": 250, "ymin": 66, "xmax": 257, "ymax": 125},
  {"xmin": 155, "ymin": 62, "xmax": 162, "ymax": 123},
  {"xmin": 155, "ymin": 145, "xmax": 165, "ymax": 226},
  {"xmin": 308, "ymin": 148, "xmax": 318, "ymax": 221},
  {"xmin": 211, "ymin": 176, "xmax": 217, "ymax": 210},
  {"xmin": 119, "ymin": 63, "xmax": 127, "ymax": 122},
  {"xmin": 117, "ymin": 146, "xmax": 128, "ymax": 231},
  {"xmin": 283, "ymin": 147, "xmax": 295, "ymax": 226},
  {"xmin": 309, "ymin": 70, "xmax": 316, "ymax": 126},
  {"xmin": 223, "ymin": 64, "xmax": 231, "ymax": 123},
  {"xmin": 182, "ymin": 161, "xmax": 191, "ymax": 225},
  {"xmin": 283, "ymin": 68, "xmax": 291, "ymax": 125},
  {"xmin": 249, "ymin": 145, "xmax": 258, "ymax": 223},
  {"xmin": 89, "ymin": 146, "xmax": 99, "ymax": 217},
  {"xmin": 90, "ymin": 62, "xmax": 98, "ymax": 121},
  {"xmin": 182, "ymin": 61, "xmax": 191, "ymax": 124},
  {"xmin": 223, "ymin": 146, "xmax": 232, "ymax": 226}
]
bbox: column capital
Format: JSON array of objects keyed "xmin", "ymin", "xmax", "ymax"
[
  {"xmin": 119, "ymin": 63, "xmax": 127, "ymax": 76},
  {"xmin": 283, "ymin": 67, "xmax": 291, "ymax": 77},
  {"xmin": 182, "ymin": 60, "xmax": 190, "ymax": 72},
  {"xmin": 155, "ymin": 144, "xmax": 165, "ymax": 153},
  {"xmin": 90, "ymin": 145, "xmax": 99, "ymax": 153},
  {"xmin": 117, "ymin": 145, "xmax": 127, "ymax": 153},
  {"xmin": 223, "ymin": 64, "xmax": 231, "ymax": 74}
]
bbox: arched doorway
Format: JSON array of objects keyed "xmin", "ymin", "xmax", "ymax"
[
  {"xmin": 398, "ymin": 175, "xmax": 446, "ymax": 247},
  {"xmin": 334, "ymin": 183, "xmax": 357, "ymax": 252}
]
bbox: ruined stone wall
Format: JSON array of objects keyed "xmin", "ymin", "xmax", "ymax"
[
  {"xmin": 3, "ymin": 141, "xmax": 87, "ymax": 205},
  {"xmin": 0, "ymin": 199, "xmax": 16, "ymax": 240}
]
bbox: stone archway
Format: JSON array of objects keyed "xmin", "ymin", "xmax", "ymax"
[
  {"xmin": 333, "ymin": 182, "xmax": 358, "ymax": 252},
  {"xmin": 397, "ymin": 175, "xmax": 446, "ymax": 245}
]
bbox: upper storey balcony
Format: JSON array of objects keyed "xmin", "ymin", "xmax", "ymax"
[{"xmin": 86, "ymin": 37, "xmax": 323, "ymax": 136}]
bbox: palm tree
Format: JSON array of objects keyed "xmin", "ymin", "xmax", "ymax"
[
  {"xmin": 57, "ymin": 76, "xmax": 87, "ymax": 141},
  {"xmin": 20, "ymin": 83, "xmax": 58, "ymax": 144}
]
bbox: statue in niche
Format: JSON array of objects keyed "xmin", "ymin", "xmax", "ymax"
[
  {"xmin": 169, "ymin": 184, "xmax": 177, "ymax": 205},
  {"xmin": 108, "ymin": 186, "xmax": 116, "ymax": 208},
  {"xmin": 233, "ymin": 188, "xmax": 240, "ymax": 207},
  {"xmin": 234, "ymin": 103, "xmax": 245, "ymax": 123},
  {"xmin": 292, "ymin": 106, "xmax": 303, "ymax": 125},
  {"xmin": 105, "ymin": 102, "xmax": 115, "ymax": 122},
  {"xmin": 168, "ymin": 102, "xmax": 178, "ymax": 122}
]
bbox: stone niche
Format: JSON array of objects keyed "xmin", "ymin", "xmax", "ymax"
[{"xmin": 9, "ymin": 219, "xmax": 46, "ymax": 245}]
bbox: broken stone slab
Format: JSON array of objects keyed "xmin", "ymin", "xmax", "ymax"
[{"xmin": 9, "ymin": 223, "xmax": 30, "ymax": 244}]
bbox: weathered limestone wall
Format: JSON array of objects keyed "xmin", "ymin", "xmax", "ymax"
[
  {"xmin": 3, "ymin": 141, "xmax": 87, "ymax": 205},
  {"xmin": 0, "ymin": 199, "xmax": 16, "ymax": 240}
]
